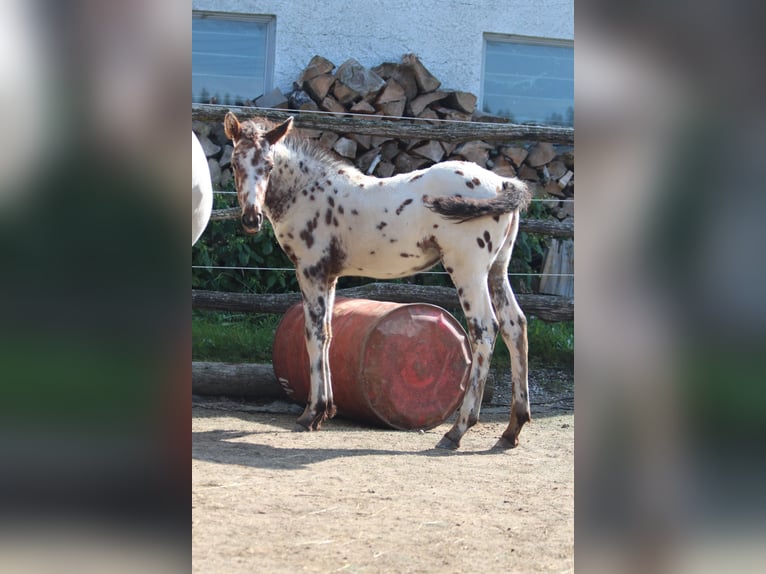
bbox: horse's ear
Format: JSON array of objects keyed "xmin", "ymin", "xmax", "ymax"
[
  {"xmin": 265, "ymin": 116, "xmax": 293, "ymax": 146},
  {"xmin": 224, "ymin": 112, "xmax": 241, "ymax": 141}
]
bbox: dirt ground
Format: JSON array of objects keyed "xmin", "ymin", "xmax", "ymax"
[{"xmin": 192, "ymin": 368, "xmax": 574, "ymax": 573}]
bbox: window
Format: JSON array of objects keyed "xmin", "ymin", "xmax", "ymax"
[
  {"xmin": 482, "ymin": 35, "xmax": 573, "ymax": 127},
  {"xmin": 192, "ymin": 12, "xmax": 274, "ymax": 105}
]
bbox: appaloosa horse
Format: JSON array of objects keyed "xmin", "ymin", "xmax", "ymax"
[{"xmin": 224, "ymin": 112, "xmax": 531, "ymax": 450}]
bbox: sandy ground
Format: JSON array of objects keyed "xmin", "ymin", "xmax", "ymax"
[{"xmin": 192, "ymin": 368, "xmax": 573, "ymax": 573}]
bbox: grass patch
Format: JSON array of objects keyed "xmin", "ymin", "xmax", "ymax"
[
  {"xmin": 490, "ymin": 318, "xmax": 573, "ymax": 370},
  {"xmin": 192, "ymin": 310, "xmax": 281, "ymax": 363},
  {"xmin": 193, "ymin": 310, "xmax": 573, "ymax": 369}
]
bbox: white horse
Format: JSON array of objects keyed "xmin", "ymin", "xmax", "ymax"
[
  {"xmin": 192, "ymin": 131, "xmax": 213, "ymax": 245},
  {"xmin": 225, "ymin": 112, "xmax": 532, "ymax": 450}
]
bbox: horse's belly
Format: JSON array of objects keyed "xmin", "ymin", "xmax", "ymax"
[{"xmin": 343, "ymin": 244, "xmax": 440, "ymax": 279}]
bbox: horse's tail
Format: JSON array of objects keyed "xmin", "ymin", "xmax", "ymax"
[{"xmin": 423, "ymin": 178, "xmax": 531, "ymax": 223}]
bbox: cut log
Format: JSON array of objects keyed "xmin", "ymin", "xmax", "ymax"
[
  {"xmin": 319, "ymin": 131, "xmax": 340, "ymax": 149},
  {"xmin": 454, "ymin": 140, "xmax": 493, "ymax": 166},
  {"xmin": 417, "ymin": 108, "xmax": 439, "ymax": 120},
  {"xmin": 288, "ymin": 89, "xmax": 319, "ymax": 111},
  {"xmin": 332, "ymin": 82, "xmax": 359, "ymax": 105},
  {"xmin": 402, "ymin": 53, "xmax": 441, "ymax": 93},
  {"xmin": 411, "ymin": 140, "xmax": 444, "ymax": 163},
  {"xmin": 491, "ymin": 165, "xmax": 517, "ymax": 178},
  {"xmin": 375, "ymin": 99, "xmax": 406, "ymax": 117},
  {"xmin": 518, "ymin": 164, "xmax": 539, "ymax": 181},
  {"xmin": 335, "ymin": 58, "xmax": 386, "ymax": 99},
  {"xmin": 394, "ymin": 152, "xmax": 430, "ymax": 173},
  {"xmin": 544, "ymin": 179, "xmax": 567, "ymax": 198},
  {"xmin": 192, "ymin": 361, "xmax": 284, "ymax": 398},
  {"xmin": 380, "ymin": 140, "xmax": 400, "ymax": 161},
  {"xmin": 349, "ymin": 100, "xmax": 376, "ymax": 114},
  {"xmin": 370, "ymin": 135, "xmax": 392, "ymax": 148},
  {"xmin": 560, "ymin": 150, "xmax": 575, "ymax": 169},
  {"xmin": 558, "ymin": 170, "xmax": 573, "ymax": 188},
  {"xmin": 332, "ymin": 137, "xmax": 357, "ymax": 158},
  {"xmin": 550, "ymin": 200, "xmax": 574, "ymax": 221},
  {"xmin": 408, "ymin": 91, "xmax": 447, "ymax": 116},
  {"xmin": 391, "ymin": 65, "xmax": 419, "ymax": 102},
  {"xmin": 370, "ymin": 62, "xmax": 398, "ymax": 79},
  {"xmin": 320, "ymin": 95, "xmax": 346, "ymax": 114},
  {"xmin": 299, "ymin": 55, "xmax": 336, "ymax": 84},
  {"xmin": 374, "ymin": 161, "xmax": 395, "ymax": 177},
  {"xmin": 432, "ymin": 106, "xmax": 472, "ymax": 122},
  {"xmin": 355, "ymin": 148, "xmax": 380, "ymax": 173},
  {"xmin": 445, "ymin": 91, "xmax": 477, "ymax": 114},
  {"xmin": 547, "ymin": 160, "xmax": 567, "ymax": 180},
  {"xmin": 502, "ymin": 145, "xmax": 529, "ymax": 167},
  {"xmin": 304, "ymin": 73, "xmax": 335, "ymax": 102},
  {"xmin": 293, "ymin": 128, "xmax": 322, "ymax": 140},
  {"xmin": 376, "ymin": 79, "xmax": 406, "ymax": 104},
  {"xmin": 526, "ymin": 142, "xmax": 556, "ymax": 167},
  {"xmin": 348, "ymin": 132, "xmax": 372, "ymax": 150},
  {"xmin": 255, "ymin": 87, "xmax": 288, "ymax": 109}
]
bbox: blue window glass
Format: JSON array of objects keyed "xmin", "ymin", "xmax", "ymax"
[
  {"xmin": 482, "ymin": 37, "xmax": 573, "ymax": 126},
  {"xmin": 192, "ymin": 13, "xmax": 273, "ymax": 105}
]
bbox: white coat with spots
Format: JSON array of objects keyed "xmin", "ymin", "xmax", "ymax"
[
  {"xmin": 192, "ymin": 131, "xmax": 213, "ymax": 245},
  {"xmin": 225, "ymin": 112, "xmax": 532, "ymax": 450}
]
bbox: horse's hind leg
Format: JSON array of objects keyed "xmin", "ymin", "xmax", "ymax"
[
  {"xmin": 487, "ymin": 216, "xmax": 531, "ymax": 448},
  {"xmin": 294, "ymin": 275, "xmax": 338, "ymax": 431},
  {"xmin": 436, "ymin": 260, "xmax": 498, "ymax": 450}
]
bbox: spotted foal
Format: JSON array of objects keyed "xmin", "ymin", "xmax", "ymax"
[{"xmin": 224, "ymin": 112, "xmax": 532, "ymax": 450}]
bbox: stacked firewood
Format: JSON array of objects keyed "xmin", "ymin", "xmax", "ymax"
[
  {"xmin": 195, "ymin": 53, "xmax": 574, "ymax": 219},
  {"xmin": 280, "ymin": 54, "xmax": 573, "ymax": 208}
]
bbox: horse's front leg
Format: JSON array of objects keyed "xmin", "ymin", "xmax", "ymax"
[{"xmin": 294, "ymin": 276, "xmax": 338, "ymax": 431}]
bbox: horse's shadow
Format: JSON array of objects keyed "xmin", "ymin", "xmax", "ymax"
[{"xmin": 192, "ymin": 419, "xmax": 507, "ymax": 471}]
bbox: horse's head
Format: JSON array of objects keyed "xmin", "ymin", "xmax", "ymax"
[{"xmin": 223, "ymin": 112, "xmax": 293, "ymax": 234}]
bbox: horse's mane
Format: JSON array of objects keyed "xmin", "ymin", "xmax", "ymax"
[
  {"xmin": 248, "ymin": 117, "xmax": 364, "ymax": 177},
  {"xmin": 283, "ymin": 133, "xmax": 364, "ymax": 177}
]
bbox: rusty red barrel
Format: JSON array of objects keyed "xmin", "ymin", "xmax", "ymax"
[{"xmin": 272, "ymin": 298, "xmax": 471, "ymax": 430}]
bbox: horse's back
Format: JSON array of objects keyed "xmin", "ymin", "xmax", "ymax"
[{"xmin": 192, "ymin": 132, "xmax": 213, "ymax": 245}]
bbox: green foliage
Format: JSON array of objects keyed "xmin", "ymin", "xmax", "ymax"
[
  {"xmin": 192, "ymin": 311, "xmax": 281, "ymax": 363},
  {"xmin": 192, "ymin": 183, "xmax": 555, "ymax": 295},
  {"xmin": 192, "ymin": 192, "xmax": 299, "ymax": 294}
]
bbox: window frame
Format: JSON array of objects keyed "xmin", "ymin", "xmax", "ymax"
[
  {"xmin": 480, "ymin": 33, "xmax": 574, "ymax": 126},
  {"xmin": 192, "ymin": 10, "xmax": 276, "ymax": 104}
]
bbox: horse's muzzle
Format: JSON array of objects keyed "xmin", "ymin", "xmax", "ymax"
[{"xmin": 241, "ymin": 211, "xmax": 263, "ymax": 234}]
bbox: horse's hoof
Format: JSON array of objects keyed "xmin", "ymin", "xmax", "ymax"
[
  {"xmin": 292, "ymin": 423, "xmax": 311, "ymax": 432},
  {"xmin": 492, "ymin": 435, "xmax": 519, "ymax": 450},
  {"xmin": 435, "ymin": 435, "xmax": 460, "ymax": 450}
]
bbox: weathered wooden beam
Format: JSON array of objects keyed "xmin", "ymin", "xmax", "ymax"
[
  {"xmin": 192, "ymin": 284, "xmax": 574, "ymax": 322},
  {"xmin": 209, "ymin": 207, "xmax": 573, "ymax": 237},
  {"xmin": 192, "ymin": 361, "xmax": 284, "ymax": 398},
  {"xmin": 192, "ymin": 103, "xmax": 574, "ymax": 145}
]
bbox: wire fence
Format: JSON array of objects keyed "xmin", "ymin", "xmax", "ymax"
[{"xmin": 194, "ymin": 105, "xmax": 573, "ymax": 284}]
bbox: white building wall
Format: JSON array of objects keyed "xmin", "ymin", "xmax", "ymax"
[{"xmin": 192, "ymin": 0, "xmax": 573, "ymax": 104}]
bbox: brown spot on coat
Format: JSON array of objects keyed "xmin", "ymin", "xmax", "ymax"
[
  {"xmin": 477, "ymin": 237, "xmax": 486, "ymax": 248},
  {"xmin": 395, "ymin": 198, "xmax": 413, "ymax": 215}
]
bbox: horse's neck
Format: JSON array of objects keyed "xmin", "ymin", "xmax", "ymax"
[{"xmin": 274, "ymin": 142, "xmax": 356, "ymax": 187}]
